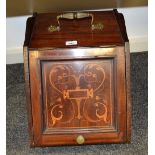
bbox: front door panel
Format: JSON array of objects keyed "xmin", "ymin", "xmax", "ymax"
[
  {"xmin": 29, "ymin": 47, "xmax": 127, "ymax": 146},
  {"xmin": 42, "ymin": 59, "xmax": 114, "ymax": 130}
]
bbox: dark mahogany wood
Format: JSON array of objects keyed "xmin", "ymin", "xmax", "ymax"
[
  {"xmin": 23, "ymin": 9, "xmax": 131, "ymax": 147},
  {"xmin": 25, "ymin": 10, "xmax": 128, "ymax": 49}
]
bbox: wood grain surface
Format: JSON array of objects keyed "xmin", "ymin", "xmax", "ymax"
[{"xmin": 23, "ymin": 10, "xmax": 131, "ymax": 146}]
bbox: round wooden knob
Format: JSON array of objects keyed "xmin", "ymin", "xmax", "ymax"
[{"xmin": 76, "ymin": 135, "xmax": 85, "ymax": 144}]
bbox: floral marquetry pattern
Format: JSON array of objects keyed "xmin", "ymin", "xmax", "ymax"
[{"xmin": 42, "ymin": 60, "xmax": 114, "ymax": 128}]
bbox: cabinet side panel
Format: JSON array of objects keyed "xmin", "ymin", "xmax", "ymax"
[
  {"xmin": 125, "ymin": 42, "xmax": 132, "ymax": 142},
  {"xmin": 23, "ymin": 47, "xmax": 34, "ymax": 146},
  {"xmin": 113, "ymin": 9, "xmax": 129, "ymax": 42},
  {"xmin": 24, "ymin": 15, "xmax": 36, "ymax": 47}
]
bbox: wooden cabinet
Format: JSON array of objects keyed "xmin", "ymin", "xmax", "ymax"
[{"xmin": 23, "ymin": 9, "xmax": 131, "ymax": 146}]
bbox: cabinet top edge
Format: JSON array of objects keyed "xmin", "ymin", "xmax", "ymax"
[{"xmin": 24, "ymin": 9, "xmax": 129, "ymax": 48}]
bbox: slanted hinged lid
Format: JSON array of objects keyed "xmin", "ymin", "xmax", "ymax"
[{"xmin": 24, "ymin": 9, "xmax": 128, "ymax": 49}]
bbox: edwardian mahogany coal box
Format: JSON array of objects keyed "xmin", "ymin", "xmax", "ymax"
[{"xmin": 23, "ymin": 9, "xmax": 131, "ymax": 147}]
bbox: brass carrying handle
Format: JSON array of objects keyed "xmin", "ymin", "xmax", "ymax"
[
  {"xmin": 57, "ymin": 12, "xmax": 94, "ymax": 28},
  {"xmin": 48, "ymin": 12, "xmax": 104, "ymax": 32}
]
